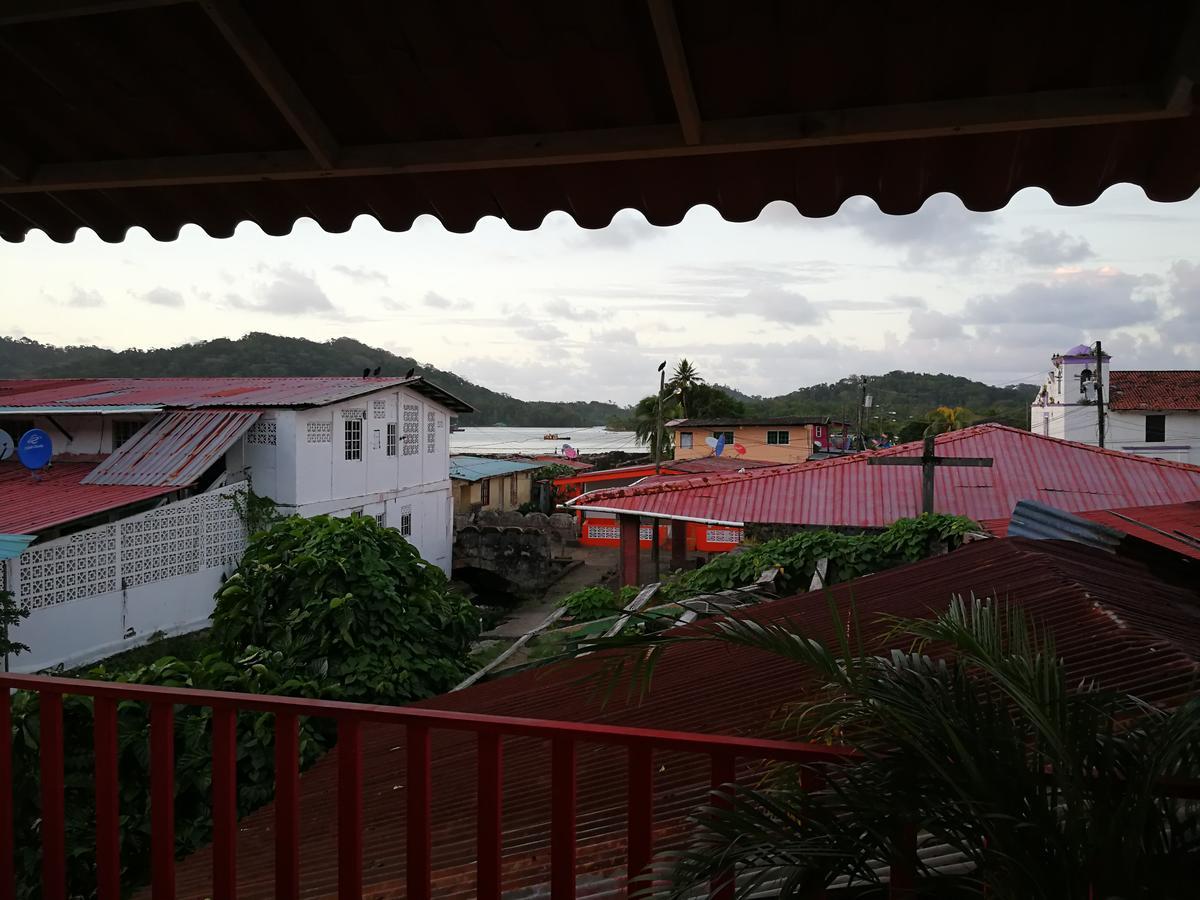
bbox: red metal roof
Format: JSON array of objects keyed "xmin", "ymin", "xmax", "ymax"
[
  {"xmin": 82, "ymin": 410, "xmax": 259, "ymax": 486},
  {"xmin": 1108, "ymin": 371, "xmax": 1200, "ymax": 411},
  {"xmin": 1080, "ymin": 501, "xmax": 1200, "ymax": 559},
  {"xmin": 570, "ymin": 424, "xmax": 1200, "ymax": 527},
  {"xmin": 0, "ymin": 376, "xmax": 471, "ymax": 412},
  {"xmin": 164, "ymin": 538, "xmax": 1200, "ymax": 898},
  {"xmin": 1, "ymin": 3, "xmax": 1198, "ymax": 243},
  {"xmin": 0, "ymin": 461, "xmax": 177, "ymax": 534}
]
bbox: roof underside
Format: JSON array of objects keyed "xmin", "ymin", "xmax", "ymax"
[
  {"xmin": 570, "ymin": 424, "xmax": 1200, "ymax": 527},
  {"xmin": 162, "ymin": 538, "xmax": 1200, "ymax": 898},
  {"xmin": 0, "ymin": 0, "xmax": 1198, "ymax": 242}
]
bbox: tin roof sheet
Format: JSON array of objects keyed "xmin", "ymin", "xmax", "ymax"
[
  {"xmin": 1108, "ymin": 371, "xmax": 1200, "ymax": 411},
  {"xmin": 449, "ymin": 456, "xmax": 542, "ymax": 483},
  {"xmin": 0, "ymin": 461, "xmax": 177, "ymax": 534},
  {"xmin": 569, "ymin": 424, "xmax": 1200, "ymax": 527},
  {"xmin": 0, "ymin": 376, "xmax": 472, "ymax": 413},
  {"xmin": 82, "ymin": 410, "xmax": 259, "ymax": 487},
  {"xmin": 164, "ymin": 538, "xmax": 1200, "ymax": 899}
]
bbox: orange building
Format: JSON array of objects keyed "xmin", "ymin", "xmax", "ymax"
[{"xmin": 669, "ymin": 416, "xmax": 850, "ymax": 465}]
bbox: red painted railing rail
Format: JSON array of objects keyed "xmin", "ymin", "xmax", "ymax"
[{"xmin": 0, "ymin": 673, "xmax": 856, "ymax": 900}]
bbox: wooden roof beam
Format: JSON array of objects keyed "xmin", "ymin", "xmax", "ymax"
[
  {"xmin": 197, "ymin": 0, "xmax": 339, "ymax": 169},
  {"xmin": 0, "ymin": 0, "xmax": 188, "ymax": 26},
  {"xmin": 1166, "ymin": 2, "xmax": 1200, "ymax": 111},
  {"xmin": 646, "ymin": 0, "xmax": 701, "ymax": 145},
  {"xmin": 0, "ymin": 135, "xmax": 30, "ymax": 181},
  {"xmin": 0, "ymin": 83, "xmax": 1188, "ymax": 195}
]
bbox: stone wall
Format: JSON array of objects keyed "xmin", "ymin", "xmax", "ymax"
[{"xmin": 453, "ymin": 524, "xmax": 557, "ymax": 596}]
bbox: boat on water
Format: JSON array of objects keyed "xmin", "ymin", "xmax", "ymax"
[{"xmin": 543, "ymin": 433, "xmax": 571, "ymax": 441}]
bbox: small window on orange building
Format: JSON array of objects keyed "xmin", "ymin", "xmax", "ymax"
[
  {"xmin": 767, "ymin": 430, "xmax": 790, "ymax": 445},
  {"xmin": 679, "ymin": 432, "xmax": 693, "ymax": 449}
]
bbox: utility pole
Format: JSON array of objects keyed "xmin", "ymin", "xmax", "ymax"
[
  {"xmin": 1093, "ymin": 340, "xmax": 1105, "ymax": 448},
  {"xmin": 651, "ymin": 361, "xmax": 666, "ymax": 578},
  {"xmin": 857, "ymin": 376, "xmax": 867, "ymax": 450}
]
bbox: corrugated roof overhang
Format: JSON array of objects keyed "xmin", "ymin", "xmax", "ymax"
[{"xmin": 0, "ymin": 1, "xmax": 1197, "ymax": 243}]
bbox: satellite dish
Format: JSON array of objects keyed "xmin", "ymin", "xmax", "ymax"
[
  {"xmin": 704, "ymin": 436, "xmax": 718, "ymax": 449},
  {"xmin": 714, "ymin": 434, "xmax": 726, "ymax": 456},
  {"xmin": 17, "ymin": 428, "xmax": 52, "ymax": 471},
  {"xmin": 0, "ymin": 429, "xmax": 13, "ymax": 462},
  {"xmin": 562, "ymin": 444, "xmax": 578, "ymax": 459},
  {"xmin": 733, "ymin": 443, "xmax": 746, "ymax": 455},
  {"xmin": 813, "ymin": 440, "xmax": 823, "ymax": 451}
]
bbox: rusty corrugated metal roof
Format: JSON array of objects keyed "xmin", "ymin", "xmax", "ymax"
[
  {"xmin": 0, "ymin": 376, "xmax": 472, "ymax": 413},
  {"xmin": 81, "ymin": 410, "xmax": 259, "ymax": 487},
  {"xmin": 163, "ymin": 538, "xmax": 1200, "ymax": 899},
  {"xmin": 0, "ymin": 2, "xmax": 1198, "ymax": 243},
  {"xmin": 0, "ymin": 461, "xmax": 177, "ymax": 534},
  {"xmin": 1109, "ymin": 371, "xmax": 1200, "ymax": 410},
  {"xmin": 988, "ymin": 499, "xmax": 1200, "ymax": 561},
  {"xmin": 569, "ymin": 425, "xmax": 1200, "ymax": 527}
]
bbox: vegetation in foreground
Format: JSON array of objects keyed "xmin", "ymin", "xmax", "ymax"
[
  {"xmin": 601, "ymin": 600, "xmax": 1200, "ymax": 899},
  {"xmin": 6, "ymin": 514, "xmax": 479, "ymax": 898}
]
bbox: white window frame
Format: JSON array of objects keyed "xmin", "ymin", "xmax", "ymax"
[{"xmin": 344, "ymin": 418, "xmax": 362, "ymax": 461}]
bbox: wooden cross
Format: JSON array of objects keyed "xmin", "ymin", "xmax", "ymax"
[{"xmin": 868, "ymin": 435, "xmax": 993, "ymax": 515}]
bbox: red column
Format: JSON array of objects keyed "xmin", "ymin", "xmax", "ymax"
[
  {"xmin": 670, "ymin": 519, "xmax": 687, "ymax": 571},
  {"xmin": 618, "ymin": 514, "xmax": 641, "ymax": 587}
]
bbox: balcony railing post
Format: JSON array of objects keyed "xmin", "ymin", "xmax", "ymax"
[
  {"xmin": 407, "ymin": 723, "xmax": 432, "ymax": 900},
  {"xmin": 709, "ymin": 751, "xmax": 737, "ymax": 900},
  {"xmin": 477, "ymin": 732, "xmax": 503, "ymax": 900},
  {"xmin": 0, "ymin": 687, "xmax": 12, "ymax": 900},
  {"xmin": 150, "ymin": 701, "xmax": 176, "ymax": 900},
  {"xmin": 551, "ymin": 736, "xmax": 577, "ymax": 900},
  {"xmin": 274, "ymin": 712, "xmax": 300, "ymax": 900},
  {"xmin": 627, "ymin": 743, "xmax": 653, "ymax": 895},
  {"xmin": 94, "ymin": 696, "xmax": 121, "ymax": 900},
  {"xmin": 337, "ymin": 718, "xmax": 363, "ymax": 900},
  {"xmin": 211, "ymin": 706, "xmax": 238, "ymax": 900},
  {"xmin": 40, "ymin": 691, "xmax": 66, "ymax": 900}
]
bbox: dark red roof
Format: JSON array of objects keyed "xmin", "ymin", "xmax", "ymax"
[
  {"xmin": 0, "ymin": 461, "xmax": 177, "ymax": 534},
  {"xmin": 164, "ymin": 538, "xmax": 1200, "ymax": 898},
  {"xmin": 1080, "ymin": 501, "xmax": 1200, "ymax": 558},
  {"xmin": 0, "ymin": 376, "xmax": 471, "ymax": 412},
  {"xmin": 570, "ymin": 424, "xmax": 1200, "ymax": 527},
  {"xmin": 0, "ymin": 2, "xmax": 1197, "ymax": 243},
  {"xmin": 1108, "ymin": 371, "xmax": 1200, "ymax": 411}
]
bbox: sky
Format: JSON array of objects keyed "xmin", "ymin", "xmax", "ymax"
[{"xmin": 2, "ymin": 184, "xmax": 1198, "ymax": 405}]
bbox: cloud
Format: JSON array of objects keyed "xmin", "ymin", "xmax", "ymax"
[
  {"xmin": 963, "ymin": 268, "xmax": 1159, "ymax": 328},
  {"xmin": 333, "ymin": 264, "xmax": 390, "ymax": 285},
  {"xmin": 836, "ymin": 194, "xmax": 996, "ymax": 263},
  {"xmin": 738, "ymin": 287, "xmax": 828, "ymax": 325},
  {"xmin": 516, "ymin": 321, "xmax": 566, "ymax": 342},
  {"xmin": 591, "ymin": 327, "xmax": 638, "ymax": 345},
  {"xmin": 545, "ymin": 298, "xmax": 600, "ymax": 321},
  {"xmin": 907, "ymin": 307, "xmax": 965, "ymax": 340},
  {"xmin": 1160, "ymin": 261, "xmax": 1200, "ymax": 343},
  {"xmin": 139, "ymin": 287, "xmax": 185, "ymax": 308},
  {"xmin": 379, "ymin": 296, "xmax": 405, "ymax": 311},
  {"xmin": 230, "ymin": 264, "xmax": 339, "ymax": 316},
  {"xmin": 423, "ymin": 291, "xmax": 473, "ymax": 310},
  {"xmin": 66, "ymin": 287, "xmax": 104, "ymax": 308},
  {"xmin": 569, "ymin": 215, "xmax": 663, "ymax": 250},
  {"xmin": 1010, "ymin": 228, "xmax": 1094, "ymax": 266}
]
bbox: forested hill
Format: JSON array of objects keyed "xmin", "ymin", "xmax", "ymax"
[
  {"xmin": 0, "ymin": 334, "xmax": 624, "ymax": 427},
  {"xmin": 2, "ymin": 334, "xmax": 1036, "ymax": 429},
  {"xmin": 716, "ymin": 371, "xmax": 1036, "ymax": 428}
]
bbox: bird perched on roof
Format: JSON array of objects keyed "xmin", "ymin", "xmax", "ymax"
[
  {"xmin": 372, "ymin": 366, "xmax": 381, "ymax": 376},
  {"xmin": 405, "ymin": 367, "xmax": 416, "ymax": 378}
]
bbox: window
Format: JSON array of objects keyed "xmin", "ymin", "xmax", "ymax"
[
  {"xmin": 402, "ymin": 404, "xmax": 419, "ymax": 455},
  {"xmin": 112, "ymin": 420, "xmax": 141, "ymax": 449},
  {"xmin": 766, "ymin": 430, "xmax": 790, "ymax": 445},
  {"xmin": 713, "ymin": 431, "xmax": 734, "ymax": 444},
  {"xmin": 480, "ymin": 479, "xmax": 491, "ymax": 506},
  {"xmin": 679, "ymin": 431, "xmax": 693, "ymax": 449},
  {"xmin": 1146, "ymin": 414, "xmax": 1166, "ymax": 443},
  {"xmin": 399, "ymin": 505, "xmax": 413, "ymax": 537},
  {"xmin": 344, "ymin": 419, "xmax": 362, "ymax": 460},
  {"xmin": 386, "ymin": 422, "xmax": 397, "ymax": 456},
  {"xmin": 1, "ymin": 419, "xmax": 35, "ymax": 442}
]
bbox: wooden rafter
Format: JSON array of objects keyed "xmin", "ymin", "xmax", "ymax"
[
  {"xmin": 0, "ymin": 0, "xmax": 187, "ymax": 26},
  {"xmin": 646, "ymin": 0, "xmax": 701, "ymax": 145},
  {"xmin": 197, "ymin": 0, "xmax": 339, "ymax": 169},
  {"xmin": 1167, "ymin": 2, "xmax": 1200, "ymax": 110},
  {"xmin": 0, "ymin": 135, "xmax": 30, "ymax": 181},
  {"xmin": 0, "ymin": 83, "xmax": 1189, "ymax": 195}
]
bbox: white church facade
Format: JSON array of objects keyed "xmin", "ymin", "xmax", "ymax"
[
  {"xmin": 1032, "ymin": 344, "xmax": 1200, "ymax": 465},
  {"xmin": 0, "ymin": 376, "xmax": 471, "ymax": 671}
]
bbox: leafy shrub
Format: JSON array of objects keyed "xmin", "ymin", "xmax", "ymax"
[
  {"xmin": 8, "ymin": 514, "xmax": 480, "ymax": 897},
  {"xmin": 564, "ymin": 586, "xmax": 624, "ymax": 621}
]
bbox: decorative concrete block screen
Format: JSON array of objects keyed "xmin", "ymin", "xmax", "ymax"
[{"xmin": 13, "ymin": 486, "xmax": 247, "ymax": 610}]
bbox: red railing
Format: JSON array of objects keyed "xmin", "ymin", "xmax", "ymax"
[{"xmin": 0, "ymin": 673, "xmax": 858, "ymax": 900}]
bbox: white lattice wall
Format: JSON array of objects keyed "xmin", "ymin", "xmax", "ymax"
[{"xmin": 18, "ymin": 525, "xmax": 119, "ymax": 609}]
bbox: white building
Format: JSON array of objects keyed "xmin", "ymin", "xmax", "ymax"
[
  {"xmin": 1031, "ymin": 345, "xmax": 1200, "ymax": 464},
  {"xmin": 0, "ymin": 376, "xmax": 471, "ymax": 671}
]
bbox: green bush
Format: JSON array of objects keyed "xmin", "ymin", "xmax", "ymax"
[
  {"xmin": 8, "ymin": 514, "xmax": 480, "ymax": 897},
  {"xmin": 563, "ymin": 586, "xmax": 624, "ymax": 621}
]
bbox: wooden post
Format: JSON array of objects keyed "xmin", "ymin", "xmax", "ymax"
[
  {"xmin": 868, "ymin": 436, "xmax": 993, "ymax": 516},
  {"xmin": 670, "ymin": 519, "xmax": 687, "ymax": 571},
  {"xmin": 618, "ymin": 515, "xmax": 641, "ymax": 587}
]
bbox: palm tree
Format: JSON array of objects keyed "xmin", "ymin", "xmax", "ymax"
[
  {"xmin": 668, "ymin": 359, "xmax": 705, "ymax": 418},
  {"xmin": 926, "ymin": 405, "xmax": 973, "ymax": 435},
  {"xmin": 594, "ymin": 598, "xmax": 1200, "ymax": 899},
  {"xmin": 632, "ymin": 392, "xmax": 681, "ymax": 459}
]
